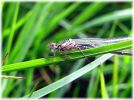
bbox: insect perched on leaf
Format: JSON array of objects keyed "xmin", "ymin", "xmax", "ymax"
[{"xmin": 48, "ymin": 37, "xmax": 132, "ymax": 56}]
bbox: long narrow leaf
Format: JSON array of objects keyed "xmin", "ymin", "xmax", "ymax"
[
  {"xmin": 49, "ymin": 9, "xmax": 132, "ymax": 41},
  {"xmin": 2, "ymin": 39, "xmax": 132, "ymax": 72},
  {"xmin": 24, "ymin": 54, "xmax": 114, "ymax": 98}
]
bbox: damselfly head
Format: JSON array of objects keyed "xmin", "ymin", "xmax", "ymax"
[{"xmin": 48, "ymin": 43, "xmax": 58, "ymax": 51}]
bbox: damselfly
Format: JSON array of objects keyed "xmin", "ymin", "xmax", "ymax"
[{"xmin": 48, "ymin": 37, "xmax": 132, "ymax": 56}]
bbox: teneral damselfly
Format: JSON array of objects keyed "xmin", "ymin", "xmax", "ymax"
[{"xmin": 48, "ymin": 37, "xmax": 132, "ymax": 55}]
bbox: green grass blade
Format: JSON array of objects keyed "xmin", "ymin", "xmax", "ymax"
[
  {"xmin": 24, "ymin": 54, "xmax": 113, "ymax": 98},
  {"xmin": 72, "ymin": 2, "xmax": 106, "ymax": 26},
  {"xmin": 47, "ymin": 3, "xmax": 80, "ymax": 33},
  {"xmin": 99, "ymin": 63, "xmax": 109, "ymax": 98},
  {"xmin": 2, "ymin": 3, "xmax": 43, "ymax": 97},
  {"xmin": 120, "ymin": 78, "xmax": 132, "ymax": 97},
  {"xmin": 2, "ymin": 72, "xmax": 18, "ymax": 97},
  {"xmin": 78, "ymin": 9, "xmax": 132, "ymax": 32},
  {"xmin": 2, "ymin": 39, "xmax": 132, "ymax": 72},
  {"xmin": 24, "ymin": 69, "xmax": 34, "ymax": 95},
  {"xmin": 50, "ymin": 59, "xmax": 85, "ymax": 97},
  {"xmin": 3, "ymin": 3, "xmax": 16, "ymax": 29},
  {"xmin": 86, "ymin": 70, "xmax": 99, "ymax": 97},
  {"xmin": 109, "ymin": 20, "xmax": 118, "ymax": 38},
  {"xmin": 72, "ymin": 85, "xmax": 80, "ymax": 97},
  {"xmin": 49, "ymin": 9, "xmax": 131, "ymax": 41},
  {"xmin": 9, "ymin": 3, "xmax": 44, "ymax": 63},
  {"xmin": 4, "ymin": 2, "xmax": 20, "ymax": 64},
  {"xmin": 118, "ymin": 21, "xmax": 131, "ymax": 35},
  {"xmin": 3, "ymin": 10, "xmax": 32, "ymax": 39},
  {"xmin": 119, "ymin": 56, "xmax": 131, "ymax": 83},
  {"xmin": 112, "ymin": 55, "xmax": 119, "ymax": 97}
]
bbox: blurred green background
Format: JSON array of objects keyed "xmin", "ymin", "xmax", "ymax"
[{"xmin": 2, "ymin": 1, "xmax": 132, "ymax": 98}]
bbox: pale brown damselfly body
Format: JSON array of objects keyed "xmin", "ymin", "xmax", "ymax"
[{"xmin": 48, "ymin": 37, "xmax": 133, "ymax": 56}]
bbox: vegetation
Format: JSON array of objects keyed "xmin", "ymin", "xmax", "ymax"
[{"xmin": 2, "ymin": 2, "xmax": 132, "ymax": 98}]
